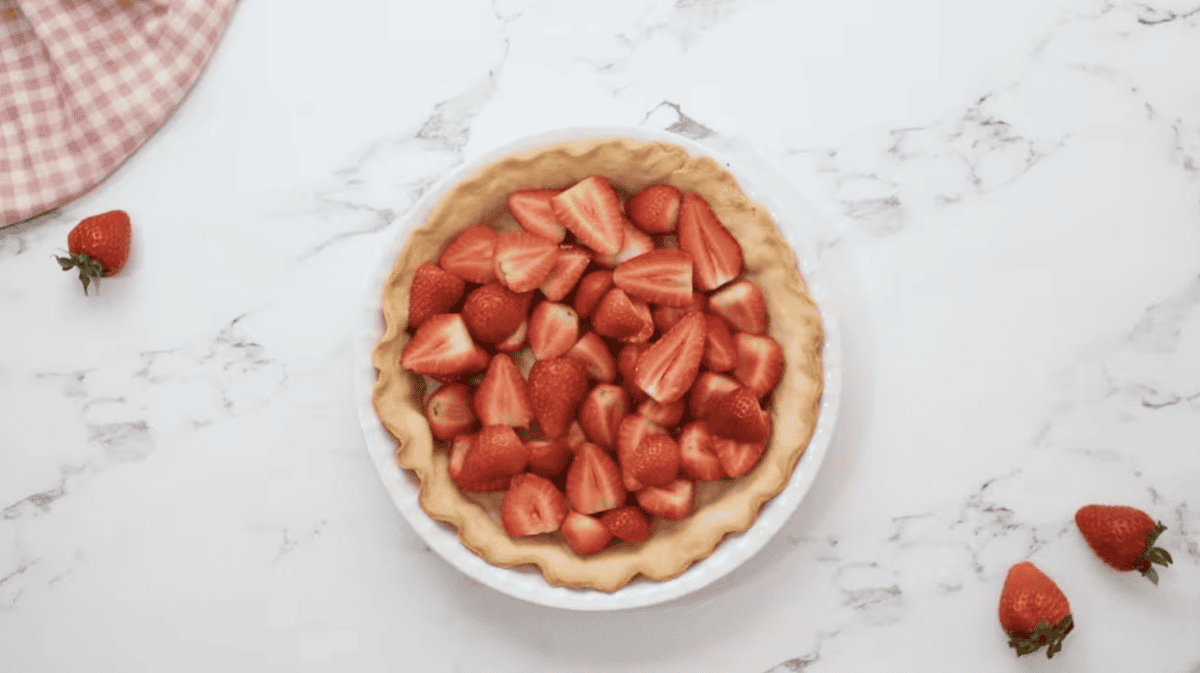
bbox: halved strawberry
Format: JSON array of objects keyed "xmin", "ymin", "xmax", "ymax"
[
  {"xmin": 461, "ymin": 282, "xmax": 532, "ymax": 344},
  {"xmin": 579, "ymin": 383, "xmax": 629, "ymax": 448},
  {"xmin": 565, "ymin": 420, "xmax": 588, "ymax": 452},
  {"xmin": 407, "ymin": 262, "xmax": 466, "ymax": 330},
  {"xmin": 566, "ymin": 443, "xmax": 626, "ymax": 514},
  {"xmin": 632, "ymin": 312, "xmax": 705, "ymax": 403},
  {"xmin": 438, "ymin": 224, "xmax": 498, "ymax": 284},
  {"xmin": 502, "ymin": 473, "xmax": 569, "ymax": 537},
  {"xmin": 612, "ymin": 249, "xmax": 694, "ymax": 308},
  {"xmin": 540, "ymin": 245, "xmax": 592, "ymax": 301},
  {"xmin": 677, "ymin": 192, "xmax": 743, "ymax": 291},
  {"xmin": 400, "ymin": 313, "xmax": 489, "ymax": 379},
  {"xmin": 688, "ymin": 372, "xmax": 740, "ymax": 420},
  {"xmin": 573, "ymin": 270, "xmax": 613, "ymax": 319},
  {"xmin": 458, "ymin": 425, "xmax": 529, "ymax": 484},
  {"xmin": 527, "ymin": 357, "xmax": 590, "ymax": 438},
  {"xmin": 678, "ymin": 420, "xmax": 725, "ymax": 481},
  {"xmin": 651, "ymin": 292, "xmax": 704, "ymax": 333},
  {"xmin": 703, "ymin": 313, "xmax": 739, "ymax": 372},
  {"xmin": 494, "ymin": 231, "xmax": 560, "ymax": 293},
  {"xmin": 561, "ymin": 510, "xmax": 614, "ymax": 555},
  {"xmin": 495, "ymin": 320, "xmax": 527, "ymax": 352},
  {"xmin": 551, "ymin": 176, "xmax": 626, "ymax": 255},
  {"xmin": 601, "ymin": 506, "xmax": 651, "ymax": 543},
  {"xmin": 474, "ymin": 354, "xmax": 534, "ymax": 428},
  {"xmin": 625, "ymin": 184, "xmax": 682, "ymax": 234},
  {"xmin": 636, "ymin": 479, "xmax": 694, "ymax": 520},
  {"xmin": 616, "ymin": 414, "xmax": 664, "ymax": 461},
  {"xmin": 528, "ymin": 301, "xmax": 580, "ymax": 360},
  {"xmin": 527, "ymin": 438, "xmax": 572, "ymax": 479},
  {"xmin": 425, "ymin": 383, "xmax": 477, "ymax": 441},
  {"xmin": 636, "ymin": 398, "xmax": 684, "ymax": 427},
  {"xmin": 708, "ymin": 280, "xmax": 767, "ymax": 335},
  {"xmin": 733, "ymin": 332, "xmax": 783, "ymax": 397},
  {"xmin": 620, "ymin": 432, "xmax": 680, "ymax": 488},
  {"xmin": 592, "ymin": 288, "xmax": 654, "ymax": 343},
  {"xmin": 595, "ymin": 220, "xmax": 654, "ymax": 268},
  {"xmin": 713, "ymin": 436, "xmax": 768, "ymax": 478},
  {"xmin": 448, "ymin": 434, "xmax": 512, "ymax": 492},
  {"xmin": 617, "ymin": 343, "xmax": 650, "ymax": 405},
  {"xmin": 707, "ymin": 387, "xmax": 771, "ymax": 443},
  {"xmin": 566, "ymin": 332, "xmax": 616, "ymax": 382},
  {"xmin": 508, "ymin": 188, "xmax": 565, "ymax": 242}
]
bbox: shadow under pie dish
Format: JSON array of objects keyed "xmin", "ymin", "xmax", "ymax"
[{"xmin": 365, "ymin": 128, "xmax": 837, "ymax": 606}]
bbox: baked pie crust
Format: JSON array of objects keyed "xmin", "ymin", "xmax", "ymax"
[{"xmin": 371, "ymin": 136, "xmax": 824, "ymax": 592}]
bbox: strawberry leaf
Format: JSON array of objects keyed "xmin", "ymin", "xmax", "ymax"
[
  {"xmin": 1007, "ymin": 615, "xmax": 1074, "ymax": 659},
  {"xmin": 54, "ymin": 252, "xmax": 105, "ymax": 295},
  {"xmin": 1133, "ymin": 521, "xmax": 1173, "ymax": 584}
]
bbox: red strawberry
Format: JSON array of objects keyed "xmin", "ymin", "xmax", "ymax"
[
  {"xmin": 528, "ymin": 301, "xmax": 580, "ymax": 360},
  {"xmin": 612, "ymin": 249, "xmax": 694, "ymax": 308},
  {"xmin": 636, "ymin": 398, "xmax": 684, "ymax": 427},
  {"xmin": 56, "ymin": 210, "xmax": 132, "ymax": 295},
  {"xmin": 678, "ymin": 420, "xmax": 725, "ymax": 481},
  {"xmin": 565, "ymin": 420, "xmax": 588, "ymax": 452},
  {"xmin": 526, "ymin": 438, "xmax": 572, "ymax": 479},
  {"xmin": 617, "ymin": 343, "xmax": 650, "ymax": 405},
  {"xmin": 712, "ymin": 436, "xmax": 768, "ymax": 477},
  {"xmin": 400, "ymin": 313, "xmax": 489, "ymax": 379},
  {"xmin": 998, "ymin": 562, "xmax": 1074, "ymax": 659},
  {"xmin": 461, "ymin": 282, "xmax": 532, "ymax": 344},
  {"xmin": 709, "ymin": 280, "xmax": 768, "ymax": 335},
  {"xmin": 1075, "ymin": 505, "xmax": 1173, "ymax": 584},
  {"xmin": 620, "ymin": 432, "xmax": 680, "ymax": 488},
  {"xmin": 573, "ymin": 270, "xmax": 614, "ymax": 319},
  {"xmin": 703, "ymin": 313, "xmax": 739, "ymax": 372},
  {"xmin": 508, "ymin": 188, "xmax": 566, "ymax": 242},
  {"xmin": 625, "ymin": 184, "xmax": 682, "ymax": 234},
  {"xmin": 527, "ymin": 357, "xmax": 589, "ymax": 438},
  {"xmin": 601, "ymin": 506, "xmax": 651, "ymax": 543},
  {"xmin": 651, "ymin": 292, "xmax": 704, "ymax": 333},
  {"xmin": 496, "ymin": 320, "xmax": 527, "ymax": 352},
  {"xmin": 424, "ymin": 383, "xmax": 477, "ymax": 441},
  {"xmin": 551, "ymin": 176, "xmax": 626, "ymax": 255},
  {"xmin": 595, "ymin": 220, "xmax": 654, "ymax": 269},
  {"xmin": 494, "ymin": 231, "xmax": 560, "ymax": 293},
  {"xmin": 406, "ymin": 262, "xmax": 466, "ymax": 330},
  {"xmin": 677, "ymin": 192, "xmax": 743, "ymax": 291},
  {"xmin": 566, "ymin": 332, "xmax": 616, "ymax": 382},
  {"xmin": 688, "ymin": 372, "xmax": 740, "ymax": 419},
  {"xmin": 448, "ymin": 434, "xmax": 512, "ymax": 492},
  {"xmin": 633, "ymin": 312, "xmax": 705, "ymax": 403},
  {"xmin": 474, "ymin": 354, "xmax": 534, "ymax": 428},
  {"xmin": 439, "ymin": 224, "xmax": 498, "ymax": 284},
  {"xmin": 636, "ymin": 479, "xmax": 694, "ymax": 520},
  {"xmin": 579, "ymin": 383, "xmax": 629, "ymax": 448},
  {"xmin": 565, "ymin": 443, "xmax": 626, "ymax": 514},
  {"xmin": 561, "ymin": 510, "xmax": 613, "ymax": 555},
  {"xmin": 592, "ymin": 288, "xmax": 653, "ymax": 344},
  {"xmin": 733, "ymin": 333, "xmax": 783, "ymax": 397},
  {"xmin": 502, "ymin": 473, "xmax": 569, "ymax": 537},
  {"xmin": 616, "ymin": 414, "xmax": 664, "ymax": 464},
  {"xmin": 458, "ymin": 425, "xmax": 528, "ymax": 484},
  {"xmin": 540, "ymin": 245, "xmax": 591, "ymax": 301},
  {"xmin": 707, "ymin": 386, "xmax": 771, "ymax": 443}
]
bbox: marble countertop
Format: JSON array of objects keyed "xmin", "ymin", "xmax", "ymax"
[{"xmin": 2, "ymin": 0, "xmax": 1198, "ymax": 670}]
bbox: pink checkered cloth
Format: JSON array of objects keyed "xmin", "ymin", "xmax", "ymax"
[{"xmin": 0, "ymin": 0, "xmax": 236, "ymax": 226}]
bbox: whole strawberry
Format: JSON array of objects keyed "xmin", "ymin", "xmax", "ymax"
[
  {"xmin": 56, "ymin": 210, "xmax": 132, "ymax": 295},
  {"xmin": 998, "ymin": 562, "xmax": 1074, "ymax": 659},
  {"xmin": 1075, "ymin": 504, "xmax": 1173, "ymax": 584}
]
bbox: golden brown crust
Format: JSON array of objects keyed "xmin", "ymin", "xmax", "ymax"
[{"xmin": 371, "ymin": 137, "xmax": 824, "ymax": 592}]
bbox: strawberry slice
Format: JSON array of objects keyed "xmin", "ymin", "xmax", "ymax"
[
  {"xmin": 540, "ymin": 245, "xmax": 592, "ymax": 302},
  {"xmin": 494, "ymin": 231, "xmax": 560, "ymax": 293},
  {"xmin": 461, "ymin": 282, "xmax": 532, "ymax": 344},
  {"xmin": 703, "ymin": 313, "xmax": 739, "ymax": 372},
  {"xmin": 632, "ymin": 312, "xmax": 705, "ymax": 403},
  {"xmin": 677, "ymin": 192, "xmax": 743, "ymax": 291},
  {"xmin": 573, "ymin": 270, "xmax": 614, "ymax": 319},
  {"xmin": 566, "ymin": 443, "xmax": 626, "ymax": 514},
  {"xmin": 733, "ymin": 333, "xmax": 784, "ymax": 397},
  {"xmin": 636, "ymin": 398, "xmax": 684, "ymax": 427},
  {"xmin": 458, "ymin": 425, "xmax": 529, "ymax": 484},
  {"xmin": 407, "ymin": 262, "xmax": 466, "ymax": 330},
  {"xmin": 601, "ymin": 506, "xmax": 651, "ymax": 543},
  {"xmin": 636, "ymin": 479, "xmax": 695, "ymax": 520},
  {"xmin": 551, "ymin": 176, "xmax": 626, "ymax": 255},
  {"xmin": 528, "ymin": 301, "xmax": 580, "ymax": 361},
  {"xmin": 678, "ymin": 420, "xmax": 725, "ymax": 481},
  {"xmin": 595, "ymin": 220, "xmax": 654, "ymax": 269},
  {"xmin": 625, "ymin": 184, "xmax": 682, "ymax": 234},
  {"xmin": 474, "ymin": 354, "xmax": 534, "ymax": 428},
  {"xmin": 611, "ymin": 249, "xmax": 694, "ymax": 308},
  {"xmin": 561, "ymin": 510, "xmax": 613, "ymax": 555},
  {"xmin": 707, "ymin": 387, "xmax": 771, "ymax": 443},
  {"xmin": 688, "ymin": 371, "xmax": 740, "ymax": 419},
  {"xmin": 526, "ymin": 438, "xmax": 572, "ymax": 479},
  {"xmin": 527, "ymin": 357, "xmax": 590, "ymax": 438},
  {"xmin": 592, "ymin": 288, "xmax": 654, "ymax": 344},
  {"xmin": 495, "ymin": 320, "xmax": 527, "ymax": 352},
  {"xmin": 438, "ymin": 224, "xmax": 498, "ymax": 284},
  {"xmin": 713, "ymin": 436, "xmax": 768, "ymax": 478},
  {"xmin": 448, "ymin": 434, "xmax": 512, "ymax": 492},
  {"xmin": 620, "ymin": 432, "xmax": 680, "ymax": 488},
  {"xmin": 708, "ymin": 280, "xmax": 767, "ymax": 335},
  {"xmin": 566, "ymin": 332, "xmax": 616, "ymax": 382},
  {"xmin": 502, "ymin": 473, "xmax": 569, "ymax": 537},
  {"xmin": 400, "ymin": 313, "xmax": 489, "ymax": 379},
  {"xmin": 651, "ymin": 292, "xmax": 704, "ymax": 333},
  {"xmin": 425, "ymin": 383, "xmax": 477, "ymax": 441},
  {"xmin": 579, "ymin": 383, "xmax": 629, "ymax": 448},
  {"xmin": 508, "ymin": 188, "xmax": 565, "ymax": 242}
]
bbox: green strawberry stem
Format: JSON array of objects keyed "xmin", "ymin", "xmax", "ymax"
[
  {"xmin": 55, "ymin": 252, "xmax": 105, "ymax": 295},
  {"xmin": 1008, "ymin": 615, "xmax": 1074, "ymax": 659},
  {"xmin": 1135, "ymin": 521, "xmax": 1173, "ymax": 585}
]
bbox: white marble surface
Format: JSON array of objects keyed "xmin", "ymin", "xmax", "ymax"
[{"xmin": 2, "ymin": 0, "xmax": 1199, "ymax": 670}]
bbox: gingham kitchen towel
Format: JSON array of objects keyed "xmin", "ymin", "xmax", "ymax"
[{"xmin": 1, "ymin": 0, "xmax": 237, "ymax": 226}]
